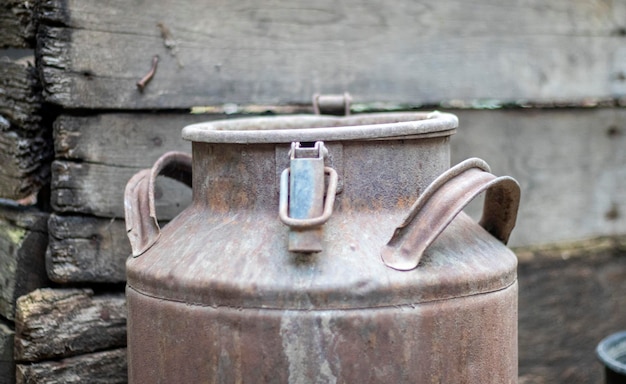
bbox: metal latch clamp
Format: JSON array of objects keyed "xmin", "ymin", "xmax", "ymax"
[{"xmin": 279, "ymin": 141, "xmax": 338, "ymax": 253}]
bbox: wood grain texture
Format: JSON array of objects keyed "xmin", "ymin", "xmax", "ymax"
[
  {"xmin": 51, "ymin": 113, "xmax": 201, "ymax": 218},
  {"xmin": 46, "ymin": 214, "xmax": 129, "ymax": 283},
  {"xmin": 0, "ymin": 122, "xmax": 53, "ymax": 200},
  {"xmin": 0, "ymin": 320, "xmax": 15, "ymax": 384},
  {"xmin": 0, "ymin": 57, "xmax": 52, "ymax": 200},
  {"xmin": 0, "ymin": 0, "xmax": 35, "ymax": 48},
  {"xmin": 452, "ymin": 108, "xmax": 626, "ymax": 247},
  {"xmin": 14, "ymin": 288, "xmax": 127, "ymax": 363},
  {"xmin": 53, "ymin": 113, "xmax": 203, "ymax": 167},
  {"xmin": 0, "ymin": 56, "xmax": 41, "ymax": 131},
  {"xmin": 0, "ymin": 203, "xmax": 49, "ymax": 320},
  {"xmin": 49, "ymin": 108, "xmax": 626, "ymax": 246},
  {"xmin": 16, "ymin": 348, "xmax": 127, "ymax": 384},
  {"xmin": 36, "ymin": 0, "xmax": 626, "ymax": 109},
  {"xmin": 50, "ymin": 160, "xmax": 192, "ymax": 218}
]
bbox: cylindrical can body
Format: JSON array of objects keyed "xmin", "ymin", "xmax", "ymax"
[
  {"xmin": 127, "ymin": 282, "xmax": 517, "ymax": 383},
  {"xmin": 125, "ymin": 113, "xmax": 519, "ymax": 383}
]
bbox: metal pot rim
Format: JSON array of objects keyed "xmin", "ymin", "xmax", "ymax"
[
  {"xmin": 182, "ymin": 111, "xmax": 458, "ymax": 144},
  {"xmin": 597, "ymin": 331, "xmax": 626, "ymax": 374}
]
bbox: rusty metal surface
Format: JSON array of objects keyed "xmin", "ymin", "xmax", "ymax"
[
  {"xmin": 124, "ymin": 151, "xmax": 191, "ymax": 257},
  {"xmin": 382, "ymin": 158, "xmax": 521, "ymax": 271},
  {"xmin": 127, "ymin": 281, "xmax": 517, "ymax": 383},
  {"xmin": 126, "ymin": 111, "xmax": 519, "ymax": 383},
  {"xmin": 126, "ymin": 135, "xmax": 520, "ymax": 310}
]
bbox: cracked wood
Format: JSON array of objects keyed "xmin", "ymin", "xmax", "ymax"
[
  {"xmin": 37, "ymin": 0, "xmax": 626, "ymax": 109},
  {"xmin": 14, "ymin": 288, "xmax": 127, "ymax": 363}
]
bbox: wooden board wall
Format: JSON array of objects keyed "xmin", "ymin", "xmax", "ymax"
[
  {"xmin": 37, "ymin": 0, "xmax": 626, "ymax": 109},
  {"xmin": 0, "ymin": 319, "xmax": 14, "ymax": 384},
  {"xmin": 14, "ymin": 289, "xmax": 127, "ymax": 384},
  {"xmin": 0, "ymin": 203, "xmax": 49, "ymax": 320},
  {"xmin": 0, "ymin": 57, "xmax": 51, "ymax": 201},
  {"xmin": 452, "ymin": 108, "xmax": 626, "ymax": 247},
  {"xmin": 0, "ymin": 0, "xmax": 35, "ymax": 48},
  {"xmin": 16, "ymin": 348, "xmax": 127, "ymax": 384},
  {"xmin": 46, "ymin": 214, "xmax": 128, "ymax": 283},
  {"xmin": 14, "ymin": 289, "xmax": 126, "ymax": 362},
  {"xmin": 51, "ymin": 113, "xmax": 201, "ymax": 219}
]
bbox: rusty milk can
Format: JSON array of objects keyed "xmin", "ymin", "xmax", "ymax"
[{"xmin": 124, "ymin": 96, "xmax": 521, "ymax": 383}]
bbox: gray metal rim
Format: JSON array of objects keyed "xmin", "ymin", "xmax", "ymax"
[
  {"xmin": 182, "ymin": 112, "xmax": 458, "ymax": 144},
  {"xmin": 597, "ymin": 331, "xmax": 626, "ymax": 374}
]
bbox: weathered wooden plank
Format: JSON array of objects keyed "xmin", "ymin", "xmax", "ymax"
[
  {"xmin": 452, "ymin": 108, "xmax": 626, "ymax": 247},
  {"xmin": 51, "ymin": 113, "xmax": 198, "ymax": 218},
  {"xmin": 49, "ymin": 108, "xmax": 626, "ymax": 246},
  {"xmin": 46, "ymin": 214, "xmax": 129, "ymax": 283},
  {"xmin": 0, "ymin": 56, "xmax": 42, "ymax": 131},
  {"xmin": 0, "ymin": 120, "xmax": 53, "ymax": 201},
  {"xmin": 16, "ymin": 348, "xmax": 127, "ymax": 384},
  {"xmin": 14, "ymin": 288, "xmax": 127, "ymax": 363},
  {"xmin": 516, "ymin": 238, "xmax": 626, "ymax": 384},
  {"xmin": 0, "ymin": 319, "xmax": 15, "ymax": 384},
  {"xmin": 0, "ymin": 0, "xmax": 36, "ymax": 48},
  {"xmin": 51, "ymin": 160, "xmax": 192, "ymax": 218},
  {"xmin": 0, "ymin": 202, "xmax": 49, "ymax": 320},
  {"xmin": 0, "ymin": 56, "xmax": 52, "ymax": 200},
  {"xmin": 37, "ymin": 0, "xmax": 626, "ymax": 109},
  {"xmin": 53, "ymin": 113, "xmax": 201, "ymax": 167}
]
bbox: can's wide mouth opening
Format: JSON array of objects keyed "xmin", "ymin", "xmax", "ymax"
[
  {"xmin": 597, "ymin": 331, "xmax": 626, "ymax": 374},
  {"xmin": 182, "ymin": 112, "xmax": 458, "ymax": 144}
]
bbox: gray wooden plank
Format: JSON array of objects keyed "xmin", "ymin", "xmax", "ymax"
[
  {"xmin": 0, "ymin": 56, "xmax": 52, "ymax": 200},
  {"xmin": 0, "ymin": 0, "xmax": 35, "ymax": 48},
  {"xmin": 37, "ymin": 0, "xmax": 626, "ymax": 109},
  {"xmin": 14, "ymin": 288, "xmax": 127, "ymax": 363},
  {"xmin": 46, "ymin": 214, "xmax": 129, "ymax": 284},
  {"xmin": 0, "ymin": 320, "xmax": 15, "ymax": 384},
  {"xmin": 0, "ymin": 202, "xmax": 49, "ymax": 320},
  {"xmin": 0, "ymin": 120, "xmax": 53, "ymax": 201},
  {"xmin": 50, "ymin": 160, "xmax": 192, "ymax": 218},
  {"xmin": 0, "ymin": 56, "xmax": 42, "ymax": 131},
  {"xmin": 51, "ymin": 113, "xmax": 202, "ymax": 218},
  {"xmin": 451, "ymin": 108, "xmax": 626, "ymax": 247},
  {"xmin": 54, "ymin": 113, "xmax": 202, "ymax": 167},
  {"xmin": 16, "ymin": 348, "xmax": 127, "ymax": 384}
]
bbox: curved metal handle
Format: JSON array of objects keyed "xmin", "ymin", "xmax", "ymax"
[
  {"xmin": 124, "ymin": 151, "xmax": 192, "ymax": 257},
  {"xmin": 381, "ymin": 158, "xmax": 520, "ymax": 271}
]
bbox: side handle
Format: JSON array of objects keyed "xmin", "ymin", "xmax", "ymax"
[
  {"xmin": 124, "ymin": 151, "xmax": 192, "ymax": 257},
  {"xmin": 381, "ymin": 158, "xmax": 520, "ymax": 271}
]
